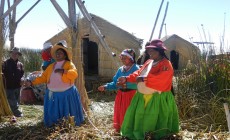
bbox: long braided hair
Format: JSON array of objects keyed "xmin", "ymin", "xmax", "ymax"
[{"xmin": 152, "ymin": 48, "xmax": 175, "ymax": 95}]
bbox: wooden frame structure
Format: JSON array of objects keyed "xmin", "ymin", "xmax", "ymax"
[{"xmin": 0, "ymin": 0, "xmax": 94, "ymax": 115}]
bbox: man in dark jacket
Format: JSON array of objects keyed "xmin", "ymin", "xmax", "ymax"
[{"xmin": 2, "ymin": 47, "xmax": 24, "ymax": 117}]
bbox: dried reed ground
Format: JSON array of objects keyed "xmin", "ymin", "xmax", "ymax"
[
  {"xmin": 1, "ymin": 67, "xmax": 230, "ymax": 139},
  {"xmin": 0, "ymin": 90, "xmax": 230, "ymax": 140}
]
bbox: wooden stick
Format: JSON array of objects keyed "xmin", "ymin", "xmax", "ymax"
[
  {"xmin": 149, "ymin": 0, "xmax": 164, "ymax": 41},
  {"xmin": 158, "ymin": 1, "xmax": 169, "ymax": 39}
]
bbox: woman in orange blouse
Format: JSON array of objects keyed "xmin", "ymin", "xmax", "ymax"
[
  {"xmin": 117, "ymin": 39, "xmax": 179, "ymax": 140},
  {"xmin": 25, "ymin": 40, "xmax": 84, "ymax": 127}
]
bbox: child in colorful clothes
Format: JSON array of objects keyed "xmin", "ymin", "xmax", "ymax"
[
  {"xmin": 41, "ymin": 42, "xmax": 55, "ymax": 71},
  {"xmin": 118, "ymin": 39, "xmax": 179, "ymax": 140},
  {"xmin": 25, "ymin": 40, "xmax": 84, "ymax": 127},
  {"xmin": 98, "ymin": 49, "xmax": 139, "ymax": 132}
]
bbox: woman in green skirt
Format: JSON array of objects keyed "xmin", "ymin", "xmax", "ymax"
[{"xmin": 117, "ymin": 39, "xmax": 179, "ymax": 140}]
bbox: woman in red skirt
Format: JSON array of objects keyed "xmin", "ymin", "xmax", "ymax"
[{"xmin": 98, "ymin": 49, "xmax": 139, "ymax": 132}]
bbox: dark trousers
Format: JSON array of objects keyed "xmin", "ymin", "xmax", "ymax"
[{"xmin": 6, "ymin": 88, "xmax": 22, "ymax": 116}]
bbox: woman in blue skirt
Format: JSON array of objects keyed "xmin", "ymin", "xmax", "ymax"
[{"xmin": 25, "ymin": 40, "xmax": 84, "ymax": 127}]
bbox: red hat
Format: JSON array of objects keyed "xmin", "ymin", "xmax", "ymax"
[{"xmin": 145, "ymin": 39, "xmax": 167, "ymax": 50}]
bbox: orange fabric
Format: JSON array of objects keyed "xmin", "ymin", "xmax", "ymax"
[
  {"xmin": 126, "ymin": 58, "xmax": 173, "ymax": 92},
  {"xmin": 32, "ymin": 61, "xmax": 78, "ymax": 86}
]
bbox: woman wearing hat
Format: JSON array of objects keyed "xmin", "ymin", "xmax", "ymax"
[
  {"xmin": 118, "ymin": 39, "xmax": 179, "ymax": 139},
  {"xmin": 25, "ymin": 40, "xmax": 84, "ymax": 127},
  {"xmin": 98, "ymin": 49, "xmax": 139, "ymax": 132}
]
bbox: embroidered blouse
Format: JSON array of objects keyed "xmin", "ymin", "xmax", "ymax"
[{"xmin": 126, "ymin": 58, "xmax": 173, "ymax": 92}]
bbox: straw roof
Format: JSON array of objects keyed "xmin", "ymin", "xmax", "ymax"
[
  {"xmin": 162, "ymin": 34, "xmax": 201, "ymax": 70},
  {"xmin": 48, "ymin": 14, "xmax": 142, "ymax": 77},
  {"xmin": 80, "ymin": 14, "xmax": 142, "ymax": 77},
  {"xmin": 83, "ymin": 14, "xmax": 142, "ymax": 52}
]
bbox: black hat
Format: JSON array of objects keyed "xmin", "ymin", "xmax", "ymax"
[{"xmin": 10, "ymin": 47, "xmax": 22, "ymax": 56}]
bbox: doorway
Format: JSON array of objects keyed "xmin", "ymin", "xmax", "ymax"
[
  {"xmin": 170, "ymin": 50, "xmax": 179, "ymax": 70},
  {"xmin": 82, "ymin": 38, "xmax": 98, "ymax": 75}
]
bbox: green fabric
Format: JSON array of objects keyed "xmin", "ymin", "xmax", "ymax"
[{"xmin": 121, "ymin": 91, "xmax": 179, "ymax": 140}]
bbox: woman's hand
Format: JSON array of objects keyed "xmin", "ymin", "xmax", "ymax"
[
  {"xmin": 54, "ymin": 69, "xmax": 64, "ymax": 74},
  {"xmin": 136, "ymin": 76, "xmax": 144, "ymax": 83},
  {"xmin": 117, "ymin": 77, "xmax": 127, "ymax": 88},
  {"xmin": 117, "ymin": 77, "xmax": 126, "ymax": 85},
  {"xmin": 98, "ymin": 85, "xmax": 105, "ymax": 92},
  {"xmin": 24, "ymin": 80, "xmax": 32, "ymax": 87}
]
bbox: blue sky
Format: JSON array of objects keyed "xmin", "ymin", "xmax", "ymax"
[{"xmin": 5, "ymin": 0, "xmax": 230, "ymax": 52}]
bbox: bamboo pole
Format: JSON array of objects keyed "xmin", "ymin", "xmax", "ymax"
[
  {"xmin": 158, "ymin": 1, "xmax": 169, "ymax": 39},
  {"xmin": 75, "ymin": 38, "xmax": 90, "ymax": 112},
  {"xmin": 67, "ymin": 0, "xmax": 90, "ymax": 112},
  {"xmin": 51, "ymin": 0, "xmax": 90, "ymax": 112},
  {"xmin": 76, "ymin": 0, "xmax": 120, "ymax": 68},
  {"xmin": 149, "ymin": 0, "xmax": 164, "ymax": 42}
]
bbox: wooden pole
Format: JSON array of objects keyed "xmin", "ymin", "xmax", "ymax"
[
  {"xmin": 50, "ymin": 0, "xmax": 72, "ymax": 28},
  {"xmin": 76, "ymin": 0, "xmax": 120, "ymax": 68},
  {"xmin": 1, "ymin": 0, "xmax": 22, "ymax": 19},
  {"xmin": 149, "ymin": 0, "xmax": 164, "ymax": 42},
  {"xmin": 68, "ymin": 0, "xmax": 90, "ymax": 112},
  {"xmin": 158, "ymin": 1, "xmax": 169, "ymax": 39},
  {"xmin": 9, "ymin": 0, "xmax": 16, "ymax": 49},
  {"xmin": 51, "ymin": 0, "xmax": 90, "ymax": 112}
]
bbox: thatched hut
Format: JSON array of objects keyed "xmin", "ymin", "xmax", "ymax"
[
  {"xmin": 48, "ymin": 14, "xmax": 142, "ymax": 78},
  {"xmin": 161, "ymin": 34, "xmax": 201, "ymax": 70}
]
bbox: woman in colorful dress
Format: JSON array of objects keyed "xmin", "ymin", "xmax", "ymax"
[
  {"xmin": 117, "ymin": 39, "xmax": 179, "ymax": 140},
  {"xmin": 25, "ymin": 40, "xmax": 84, "ymax": 127},
  {"xmin": 98, "ymin": 49, "xmax": 139, "ymax": 132}
]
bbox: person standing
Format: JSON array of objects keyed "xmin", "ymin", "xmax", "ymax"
[
  {"xmin": 41, "ymin": 42, "xmax": 55, "ymax": 71},
  {"xmin": 98, "ymin": 49, "xmax": 139, "ymax": 132},
  {"xmin": 2, "ymin": 47, "xmax": 24, "ymax": 117},
  {"xmin": 136, "ymin": 42, "xmax": 151, "ymax": 66},
  {"xmin": 118, "ymin": 39, "xmax": 179, "ymax": 140},
  {"xmin": 25, "ymin": 40, "xmax": 84, "ymax": 127}
]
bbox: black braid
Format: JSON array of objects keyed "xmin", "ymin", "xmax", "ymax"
[
  {"xmin": 153, "ymin": 48, "xmax": 169, "ymax": 60},
  {"xmin": 154, "ymin": 48, "xmax": 174, "ymax": 95}
]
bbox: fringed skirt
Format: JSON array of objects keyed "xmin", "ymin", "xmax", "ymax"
[
  {"xmin": 44, "ymin": 86, "xmax": 84, "ymax": 127},
  {"xmin": 121, "ymin": 91, "xmax": 179, "ymax": 140},
  {"xmin": 113, "ymin": 89, "xmax": 136, "ymax": 132}
]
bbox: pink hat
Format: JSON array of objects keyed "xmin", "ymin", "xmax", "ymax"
[{"xmin": 145, "ymin": 39, "xmax": 167, "ymax": 50}]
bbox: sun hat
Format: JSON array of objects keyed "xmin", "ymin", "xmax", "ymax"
[
  {"xmin": 42, "ymin": 42, "xmax": 53, "ymax": 51},
  {"xmin": 51, "ymin": 40, "xmax": 72, "ymax": 61},
  {"xmin": 10, "ymin": 47, "xmax": 22, "ymax": 56},
  {"xmin": 145, "ymin": 39, "xmax": 167, "ymax": 50}
]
